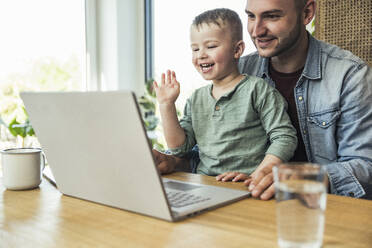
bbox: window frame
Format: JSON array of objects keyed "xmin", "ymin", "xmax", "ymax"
[{"xmin": 85, "ymin": 0, "xmax": 147, "ymax": 94}]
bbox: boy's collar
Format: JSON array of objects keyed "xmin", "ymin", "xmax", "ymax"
[{"xmin": 209, "ymin": 74, "xmax": 248, "ymax": 99}]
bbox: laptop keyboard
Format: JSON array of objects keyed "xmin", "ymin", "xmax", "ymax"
[{"xmin": 166, "ymin": 191, "xmax": 211, "ymax": 208}]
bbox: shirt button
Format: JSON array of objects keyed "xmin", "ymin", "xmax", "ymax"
[
  {"xmin": 322, "ymin": 122, "xmax": 326, "ymax": 126},
  {"xmin": 303, "ymin": 130, "xmax": 307, "ymax": 134},
  {"xmin": 215, "ymin": 105, "xmax": 220, "ymax": 111},
  {"xmin": 298, "ymin": 96, "xmax": 303, "ymax": 101}
]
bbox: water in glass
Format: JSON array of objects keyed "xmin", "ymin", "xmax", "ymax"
[{"xmin": 276, "ymin": 179, "xmax": 326, "ymax": 248}]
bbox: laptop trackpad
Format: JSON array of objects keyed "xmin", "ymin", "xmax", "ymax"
[{"xmin": 163, "ymin": 181, "xmax": 201, "ymax": 191}]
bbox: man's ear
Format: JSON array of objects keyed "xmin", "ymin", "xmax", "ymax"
[
  {"xmin": 303, "ymin": 0, "xmax": 316, "ymax": 26},
  {"xmin": 234, "ymin": 40, "xmax": 245, "ymax": 59}
]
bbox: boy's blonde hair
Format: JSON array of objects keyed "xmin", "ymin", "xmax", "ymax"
[{"xmin": 192, "ymin": 8, "xmax": 243, "ymax": 42}]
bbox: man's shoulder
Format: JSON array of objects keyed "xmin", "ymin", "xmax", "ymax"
[
  {"xmin": 317, "ymin": 39, "xmax": 367, "ymax": 67},
  {"xmin": 238, "ymin": 52, "xmax": 263, "ymax": 76},
  {"xmin": 239, "ymin": 52, "xmax": 260, "ymax": 63}
]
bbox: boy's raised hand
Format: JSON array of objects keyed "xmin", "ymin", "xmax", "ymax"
[{"xmin": 153, "ymin": 70, "xmax": 180, "ymax": 105}]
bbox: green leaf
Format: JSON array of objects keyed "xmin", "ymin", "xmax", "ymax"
[
  {"xmin": 9, "ymin": 121, "xmax": 27, "ymax": 138},
  {"xmin": 151, "ymin": 139, "xmax": 164, "ymax": 151},
  {"xmin": 139, "ymin": 101, "xmax": 155, "ymax": 110},
  {"xmin": 25, "ymin": 120, "xmax": 35, "ymax": 136},
  {"xmin": 145, "ymin": 79, "xmax": 156, "ymax": 98},
  {"xmin": 7, "ymin": 117, "xmax": 34, "ymax": 138},
  {"xmin": 22, "ymin": 106, "xmax": 28, "ymax": 116}
]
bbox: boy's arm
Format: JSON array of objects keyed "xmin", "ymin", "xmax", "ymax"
[
  {"xmin": 256, "ymin": 84, "xmax": 298, "ymax": 163},
  {"xmin": 154, "ymin": 70, "xmax": 186, "ymax": 148},
  {"xmin": 158, "ymin": 102, "xmax": 186, "ymax": 148},
  {"xmin": 245, "ymin": 80, "xmax": 298, "ymax": 200}
]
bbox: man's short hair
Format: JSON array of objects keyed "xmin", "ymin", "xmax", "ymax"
[
  {"xmin": 295, "ymin": 0, "xmax": 308, "ymax": 11},
  {"xmin": 192, "ymin": 8, "xmax": 243, "ymax": 42}
]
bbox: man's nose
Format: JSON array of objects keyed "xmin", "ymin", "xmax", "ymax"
[{"xmin": 250, "ymin": 18, "xmax": 266, "ymax": 37}]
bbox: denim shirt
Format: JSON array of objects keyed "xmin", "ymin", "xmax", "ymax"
[{"xmin": 238, "ymin": 35, "xmax": 372, "ymax": 198}]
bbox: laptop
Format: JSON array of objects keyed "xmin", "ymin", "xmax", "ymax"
[{"xmin": 20, "ymin": 91, "xmax": 250, "ymax": 221}]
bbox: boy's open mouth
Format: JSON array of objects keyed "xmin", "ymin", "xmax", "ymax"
[{"xmin": 200, "ymin": 63, "xmax": 214, "ymax": 72}]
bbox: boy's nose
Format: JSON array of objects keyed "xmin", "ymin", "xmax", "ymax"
[{"xmin": 197, "ymin": 49, "xmax": 208, "ymax": 59}]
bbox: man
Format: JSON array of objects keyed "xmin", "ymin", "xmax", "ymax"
[{"xmin": 153, "ymin": 0, "xmax": 372, "ymax": 200}]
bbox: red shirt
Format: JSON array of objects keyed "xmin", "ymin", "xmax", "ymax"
[{"xmin": 269, "ymin": 64, "xmax": 308, "ymax": 162}]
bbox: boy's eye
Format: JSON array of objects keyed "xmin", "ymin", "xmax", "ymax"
[
  {"xmin": 192, "ymin": 48, "xmax": 199, "ymax": 52},
  {"xmin": 207, "ymin": 45, "xmax": 217, "ymax": 49}
]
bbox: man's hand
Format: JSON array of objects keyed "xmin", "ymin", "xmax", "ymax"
[
  {"xmin": 244, "ymin": 154, "xmax": 283, "ymax": 200},
  {"xmin": 152, "ymin": 149, "xmax": 191, "ymax": 174},
  {"xmin": 152, "ymin": 149, "xmax": 176, "ymax": 174},
  {"xmin": 216, "ymin": 172, "xmax": 251, "ymax": 182}
]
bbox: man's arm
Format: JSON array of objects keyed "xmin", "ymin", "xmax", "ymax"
[
  {"xmin": 325, "ymin": 64, "xmax": 372, "ymax": 198},
  {"xmin": 245, "ymin": 63, "xmax": 372, "ymax": 199}
]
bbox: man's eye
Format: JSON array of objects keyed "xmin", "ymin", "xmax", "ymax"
[
  {"xmin": 247, "ymin": 14, "xmax": 255, "ymax": 19},
  {"xmin": 266, "ymin": 15, "xmax": 280, "ymax": 19}
]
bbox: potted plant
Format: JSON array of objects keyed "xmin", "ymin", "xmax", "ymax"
[{"xmin": 138, "ymin": 78, "xmax": 165, "ymax": 151}]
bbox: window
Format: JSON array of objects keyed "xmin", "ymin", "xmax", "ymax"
[{"xmin": 0, "ymin": 0, "xmax": 86, "ymax": 149}]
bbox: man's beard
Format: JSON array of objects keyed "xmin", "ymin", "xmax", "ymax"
[{"xmin": 253, "ymin": 16, "xmax": 304, "ymax": 58}]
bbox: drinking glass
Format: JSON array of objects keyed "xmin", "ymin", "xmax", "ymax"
[{"xmin": 273, "ymin": 162, "xmax": 328, "ymax": 248}]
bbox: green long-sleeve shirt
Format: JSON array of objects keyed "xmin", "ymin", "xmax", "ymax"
[{"xmin": 169, "ymin": 74, "xmax": 297, "ymax": 176}]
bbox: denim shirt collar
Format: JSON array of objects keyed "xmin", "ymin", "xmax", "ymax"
[
  {"xmin": 257, "ymin": 56, "xmax": 269, "ymax": 79},
  {"xmin": 257, "ymin": 33, "xmax": 322, "ymax": 81},
  {"xmin": 302, "ymin": 34, "xmax": 322, "ymax": 80}
]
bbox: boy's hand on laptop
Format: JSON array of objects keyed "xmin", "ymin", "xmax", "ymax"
[
  {"xmin": 244, "ymin": 154, "xmax": 283, "ymax": 200},
  {"xmin": 215, "ymin": 172, "xmax": 251, "ymax": 182},
  {"xmin": 153, "ymin": 70, "xmax": 180, "ymax": 105}
]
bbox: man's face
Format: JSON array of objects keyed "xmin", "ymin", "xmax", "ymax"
[{"xmin": 245, "ymin": 0, "xmax": 304, "ymax": 58}]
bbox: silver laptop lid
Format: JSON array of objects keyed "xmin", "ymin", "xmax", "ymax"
[{"xmin": 21, "ymin": 91, "xmax": 173, "ymax": 221}]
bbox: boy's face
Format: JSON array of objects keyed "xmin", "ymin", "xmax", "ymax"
[
  {"xmin": 190, "ymin": 23, "xmax": 238, "ymax": 81},
  {"xmin": 245, "ymin": 0, "xmax": 305, "ymax": 58}
]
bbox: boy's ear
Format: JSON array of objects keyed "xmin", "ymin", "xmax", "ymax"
[{"xmin": 234, "ymin": 40, "xmax": 245, "ymax": 59}]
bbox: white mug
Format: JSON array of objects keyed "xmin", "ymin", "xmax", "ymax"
[{"xmin": 1, "ymin": 148, "xmax": 45, "ymax": 190}]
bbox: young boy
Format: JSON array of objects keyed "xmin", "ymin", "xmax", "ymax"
[{"xmin": 153, "ymin": 8, "xmax": 297, "ymax": 178}]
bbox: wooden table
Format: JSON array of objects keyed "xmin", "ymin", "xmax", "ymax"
[{"xmin": 1, "ymin": 172, "xmax": 372, "ymax": 248}]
